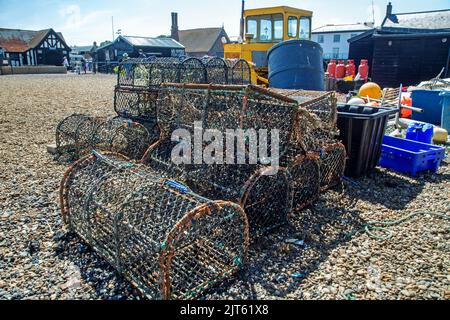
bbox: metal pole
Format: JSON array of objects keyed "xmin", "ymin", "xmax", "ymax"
[
  {"xmin": 112, "ymin": 16, "xmax": 115, "ymax": 41},
  {"xmin": 240, "ymin": 0, "xmax": 245, "ymax": 40}
]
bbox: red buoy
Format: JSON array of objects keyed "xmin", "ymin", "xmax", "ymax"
[
  {"xmin": 327, "ymin": 59, "xmax": 337, "ymax": 78},
  {"xmin": 358, "ymin": 59, "xmax": 369, "ymax": 81},
  {"xmin": 335, "ymin": 60, "xmax": 346, "ymax": 79}
]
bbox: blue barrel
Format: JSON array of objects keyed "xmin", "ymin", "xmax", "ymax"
[
  {"xmin": 410, "ymin": 90, "xmax": 443, "ymax": 125},
  {"xmin": 268, "ymin": 40, "xmax": 324, "ymax": 90}
]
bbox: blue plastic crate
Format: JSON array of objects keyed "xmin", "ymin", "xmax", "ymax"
[{"xmin": 379, "ymin": 136, "xmax": 445, "ymax": 177}]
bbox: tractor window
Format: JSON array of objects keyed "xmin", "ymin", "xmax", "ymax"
[
  {"xmin": 273, "ymin": 14, "xmax": 283, "ymax": 40},
  {"xmin": 260, "ymin": 17, "xmax": 272, "ymax": 41},
  {"xmin": 299, "ymin": 17, "xmax": 311, "ymax": 40},
  {"xmin": 288, "ymin": 16, "xmax": 298, "ymax": 38},
  {"xmin": 246, "ymin": 18, "xmax": 258, "ymax": 37}
]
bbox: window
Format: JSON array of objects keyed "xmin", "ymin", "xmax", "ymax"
[
  {"xmin": 299, "ymin": 17, "xmax": 311, "ymax": 40},
  {"xmin": 247, "ymin": 18, "xmax": 257, "ymax": 37},
  {"xmin": 247, "ymin": 14, "xmax": 284, "ymax": 42},
  {"xmin": 288, "ymin": 16, "xmax": 298, "ymax": 37},
  {"xmin": 351, "ymin": 33, "xmax": 358, "ymax": 38},
  {"xmin": 317, "ymin": 35, "xmax": 324, "ymax": 43},
  {"xmin": 332, "ymin": 48, "xmax": 340, "ymax": 59},
  {"xmin": 333, "ymin": 34, "xmax": 341, "ymax": 43},
  {"xmin": 260, "ymin": 18, "xmax": 272, "ymax": 41},
  {"xmin": 274, "ymin": 15, "xmax": 283, "ymax": 40}
]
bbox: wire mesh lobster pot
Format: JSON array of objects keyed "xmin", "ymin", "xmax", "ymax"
[
  {"xmin": 114, "ymin": 87, "xmax": 159, "ymax": 122},
  {"xmin": 280, "ymin": 147, "xmax": 321, "ymax": 213},
  {"xmin": 143, "ymin": 83, "xmax": 300, "ymax": 238},
  {"xmin": 229, "ymin": 59, "xmax": 252, "ymax": 85},
  {"xmin": 204, "ymin": 57, "xmax": 228, "ymax": 84},
  {"xmin": 55, "ymin": 114, "xmax": 102, "ymax": 160},
  {"xmin": 60, "ymin": 151, "xmax": 249, "ymax": 300},
  {"xmin": 179, "ymin": 58, "xmax": 206, "ymax": 84},
  {"xmin": 318, "ymin": 142, "xmax": 346, "ymax": 191},
  {"xmin": 117, "ymin": 57, "xmax": 251, "ymax": 87},
  {"xmin": 56, "ymin": 114, "xmax": 156, "ymax": 161},
  {"xmin": 117, "ymin": 58, "xmax": 155, "ymax": 88}
]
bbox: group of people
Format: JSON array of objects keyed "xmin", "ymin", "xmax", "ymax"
[{"xmin": 63, "ymin": 56, "xmax": 93, "ymax": 74}]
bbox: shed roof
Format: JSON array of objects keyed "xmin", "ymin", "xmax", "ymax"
[
  {"xmin": 382, "ymin": 9, "xmax": 450, "ymax": 31},
  {"xmin": 312, "ymin": 23, "xmax": 373, "ymax": 34},
  {"xmin": 119, "ymin": 36, "xmax": 184, "ymax": 49},
  {"xmin": 178, "ymin": 28, "xmax": 228, "ymax": 54},
  {"xmin": 0, "ymin": 28, "xmax": 68, "ymax": 53}
]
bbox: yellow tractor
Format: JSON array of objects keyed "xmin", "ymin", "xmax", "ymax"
[{"xmin": 224, "ymin": 4, "xmax": 313, "ymax": 85}]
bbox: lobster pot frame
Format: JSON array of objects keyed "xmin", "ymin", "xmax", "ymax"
[
  {"xmin": 56, "ymin": 114, "xmax": 156, "ymax": 161},
  {"xmin": 144, "ymin": 84, "xmax": 299, "ymax": 238},
  {"xmin": 179, "ymin": 58, "xmax": 207, "ymax": 84},
  {"xmin": 56, "ymin": 114, "xmax": 102, "ymax": 160},
  {"xmin": 155, "ymin": 83, "xmax": 299, "ymax": 156},
  {"xmin": 117, "ymin": 58, "xmax": 250, "ymax": 88},
  {"xmin": 117, "ymin": 58, "xmax": 155, "ymax": 88},
  {"xmin": 205, "ymin": 57, "xmax": 228, "ymax": 84},
  {"xmin": 114, "ymin": 87, "xmax": 159, "ymax": 122},
  {"xmin": 280, "ymin": 148, "xmax": 321, "ymax": 213},
  {"xmin": 229, "ymin": 59, "xmax": 252, "ymax": 85},
  {"xmin": 318, "ymin": 142, "xmax": 346, "ymax": 191},
  {"xmin": 144, "ymin": 140, "xmax": 292, "ymax": 239},
  {"xmin": 60, "ymin": 152, "xmax": 249, "ymax": 300}
]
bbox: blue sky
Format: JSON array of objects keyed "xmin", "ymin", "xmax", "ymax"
[{"xmin": 0, "ymin": 0, "xmax": 449, "ymax": 46}]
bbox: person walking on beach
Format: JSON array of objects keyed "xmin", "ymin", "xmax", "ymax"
[{"xmin": 62, "ymin": 56, "xmax": 69, "ymax": 70}]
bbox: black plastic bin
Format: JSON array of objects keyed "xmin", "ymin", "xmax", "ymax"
[{"xmin": 337, "ymin": 104, "xmax": 398, "ymax": 177}]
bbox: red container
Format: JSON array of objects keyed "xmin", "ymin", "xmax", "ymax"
[
  {"xmin": 358, "ymin": 59, "xmax": 369, "ymax": 81},
  {"xmin": 335, "ymin": 60, "xmax": 346, "ymax": 79},
  {"xmin": 345, "ymin": 60, "xmax": 356, "ymax": 78},
  {"xmin": 327, "ymin": 59, "xmax": 337, "ymax": 78}
]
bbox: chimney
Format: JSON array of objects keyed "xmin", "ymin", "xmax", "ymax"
[
  {"xmin": 386, "ymin": 2, "xmax": 393, "ymax": 17},
  {"xmin": 171, "ymin": 12, "xmax": 179, "ymax": 41}
]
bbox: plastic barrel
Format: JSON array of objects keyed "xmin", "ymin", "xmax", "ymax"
[
  {"xmin": 268, "ymin": 40, "xmax": 324, "ymax": 91},
  {"xmin": 410, "ymin": 90, "xmax": 443, "ymax": 126}
]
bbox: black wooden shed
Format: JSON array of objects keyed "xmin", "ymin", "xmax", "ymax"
[
  {"xmin": 96, "ymin": 35, "xmax": 185, "ymax": 63},
  {"xmin": 348, "ymin": 3, "xmax": 450, "ymax": 87}
]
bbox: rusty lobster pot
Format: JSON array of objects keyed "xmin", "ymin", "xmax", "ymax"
[
  {"xmin": 358, "ymin": 59, "xmax": 369, "ymax": 81},
  {"xmin": 327, "ymin": 59, "xmax": 337, "ymax": 78},
  {"xmin": 335, "ymin": 60, "xmax": 346, "ymax": 79}
]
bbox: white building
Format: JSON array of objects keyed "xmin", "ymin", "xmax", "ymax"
[{"xmin": 312, "ymin": 23, "xmax": 374, "ymax": 60}]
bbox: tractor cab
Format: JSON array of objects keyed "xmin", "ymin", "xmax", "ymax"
[{"xmin": 224, "ymin": 6, "xmax": 313, "ymax": 84}]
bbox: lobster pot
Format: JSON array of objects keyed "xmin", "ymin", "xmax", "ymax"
[
  {"xmin": 56, "ymin": 114, "xmax": 101, "ymax": 160},
  {"xmin": 117, "ymin": 57, "xmax": 249, "ymax": 88},
  {"xmin": 148, "ymin": 84, "xmax": 300, "ymax": 238},
  {"xmin": 205, "ymin": 57, "xmax": 228, "ymax": 84},
  {"xmin": 156, "ymin": 84, "xmax": 298, "ymax": 156},
  {"xmin": 94, "ymin": 117, "xmax": 156, "ymax": 160},
  {"xmin": 229, "ymin": 59, "xmax": 251, "ymax": 85},
  {"xmin": 117, "ymin": 58, "xmax": 154, "ymax": 88},
  {"xmin": 318, "ymin": 142, "xmax": 346, "ymax": 191},
  {"xmin": 149, "ymin": 58, "xmax": 181, "ymax": 85},
  {"xmin": 114, "ymin": 87, "xmax": 159, "ymax": 122},
  {"xmin": 179, "ymin": 58, "xmax": 206, "ymax": 84},
  {"xmin": 56, "ymin": 114, "xmax": 156, "ymax": 161},
  {"xmin": 60, "ymin": 152, "xmax": 249, "ymax": 300},
  {"xmin": 281, "ymin": 150, "xmax": 321, "ymax": 213}
]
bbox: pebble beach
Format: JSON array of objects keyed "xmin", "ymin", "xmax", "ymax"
[{"xmin": 0, "ymin": 73, "xmax": 449, "ymax": 300}]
